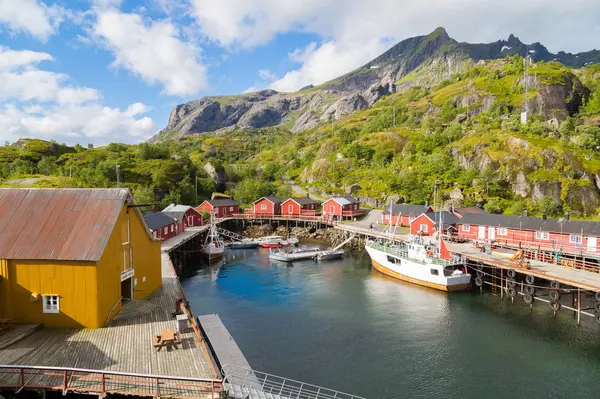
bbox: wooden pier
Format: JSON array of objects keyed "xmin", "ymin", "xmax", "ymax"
[{"xmin": 0, "ymin": 247, "xmax": 220, "ymax": 398}]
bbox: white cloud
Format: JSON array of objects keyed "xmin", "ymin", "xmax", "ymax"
[
  {"xmin": 92, "ymin": 8, "xmax": 208, "ymax": 96},
  {"xmin": 258, "ymin": 69, "xmax": 277, "ymax": 82},
  {"xmin": 270, "ymin": 39, "xmax": 388, "ymax": 92},
  {"xmin": 0, "ymin": 0, "xmax": 63, "ymax": 41},
  {"xmin": 0, "ymin": 47, "xmax": 156, "ymax": 145},
  {"xmin": 189, "ymin": 0, "xmax": 600, "ymax": 92}
]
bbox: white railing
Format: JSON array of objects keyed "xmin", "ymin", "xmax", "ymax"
[{"xmin": 222, "ymin": 364, "xmax": 365, "ymax": 399}]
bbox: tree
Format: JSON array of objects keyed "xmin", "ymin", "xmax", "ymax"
[
  {"xmin": 535, "ymin": 196, "xmax": 562, "ymax": 217},
  {"xmin": 133, "ymin": 186, "xmax": 156, "ymax": 205},
  {"xmin": 37, "ymin": 156, "xmax": 58, "ymax": 175},
  {"xmin": 483, "ymin": 198, "xmax": 505, "ymax": 214}
]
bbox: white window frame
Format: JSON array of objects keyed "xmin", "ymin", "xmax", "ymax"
[
  {"xmin": 497, "ymin": 227, "xmax": 508, "ymax": 236},
  {"xmin": 171, "ymin": 225, "xmax": 174, "ymax": 232},
  {"xmin": 570, "ymin": 234, "xmax": 582, "ymax": 244},
  {"xmin": 384, "ymin": 214, "xmax": 390, "ymax": 220},
  {"xmin": 288, "ymin": 205, "xmax": 294, "ymax": 213},
  {"xmin": 536, "ymin": 231, "xmax": 549, "ymax": 240},
  {"xmin": 163, "ymin": 227, "xmax": 168, "ymax": 235},
  {"xmin": 420, "ymin": 224, "xmax": 428, "ymax": 233},
  {"xmin": 462, "ymin": 224, "xmax": 470, "ymax": 232},
  {"xmin": 261, "ymin": 204, "xmax": 267, "ymax": 210},
  {"xmin": 229, "ymin": 207, "xmax": 234, "ymax": 211},
  {"xmin": 42, "ymin": 295, "xmax": 60, "ymax": 314}
]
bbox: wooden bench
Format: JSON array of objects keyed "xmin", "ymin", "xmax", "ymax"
[{"xmin": 153, "ymin": 328, "xmax": 182, "ymax": 351}]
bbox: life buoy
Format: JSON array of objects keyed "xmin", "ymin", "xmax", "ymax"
[
  {"xmin": 524, "ymin": 294, "xmax": 534, "ymax": 304},
  {"xmin": 549, "ymin": 290, "xmax": 560, "ymax": 302},
  {"xmin": 525, "ymin": 275, "xmax": 535, "ymax": 285},
  {"xmin": 477, "ymin": 264, "xmax": 484, "ymax": 271},
  {"xmin": 549, "ymin": 301, "xmax": 561, "ymax": 312},
  {"xmin": 507, "ymin": 287, "xmax": 517, "ymax": 298},
  {"xmin": 550, "ymin": 281, "xmax": 560, "ymax": 290},
  {"xmin": 476, "ymin": 270, "xmax": 484, "ymax": 279},
  {"xmin": 507, "ymin": 279, "xmax": 517, "ymax": 288},
  {"xmin": 475, "ymin": 276, "xmax": 483, "ymax": 287},
  {"xmin": 507, "ymin": 269, "xmax": 516, "ymax": 279},
  {"xmin": 524, "ymin": 285, "xmax": 535, "ymax": 295}
]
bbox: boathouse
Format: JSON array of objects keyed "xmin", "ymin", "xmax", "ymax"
[
  {"xmin": 322, "ymin": 196, "xmax": 363, "ymax": 220},
  {"xmin": 0, "ymin": 188, "xmax": 161, "ymax": 328},
  {"xmin": 456, "ymin": 213, "xmax": 600, "ymax": 254},
  {"xmin": 196, "ymin": 198, "xmax": 240, "ymax": 217},
  {"xmin": 409, "ymin": 211, "xmax": 460, "ymax": 236},
  {"xmin": 382, "ymin": 203, "xmax": 432, "ymax": 226},
  {"xmin": 162, "ymin": 203, "xmax": 203, "ymax": 227},
  {"xmin": 252, "ymin": 196, "xmax": 283, "ymax": 215},
  {"xmin": 144, "ymin": 212, "xmax": 182, "ymax": 240},
  {"xmin": 282, "ymin": 196, "xmax": 320, "ymax": 215}
]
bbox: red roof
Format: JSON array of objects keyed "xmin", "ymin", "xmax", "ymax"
[{"xmin": 0, "ymin": 188, "xmax": 135, "ymax": 262}]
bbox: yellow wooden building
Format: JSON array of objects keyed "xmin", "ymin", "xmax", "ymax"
[{"xmin": 0, "ymin": 188, "xmax": 162, "ymax": 328}]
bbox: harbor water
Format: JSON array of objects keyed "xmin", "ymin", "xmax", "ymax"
[{"xmin": 181, "ymin": 244, "xmax": 600, "ymax": 398}]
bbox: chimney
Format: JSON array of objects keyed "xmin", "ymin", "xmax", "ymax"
[{"xmin": 523, "ymin": 210, "xmax": 528, "ymax": 217}]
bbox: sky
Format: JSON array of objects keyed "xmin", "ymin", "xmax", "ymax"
[{"xmin": 0, "ymin": 0, "xmax": 599, "ymax": 146}]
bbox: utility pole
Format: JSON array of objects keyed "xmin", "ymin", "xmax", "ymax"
[
  {"xmin": 116, "ymin": 162, "xmax": 121, "ymax": 188},
  {"xmin": 521, "ymin": 55, "xmax": 532, "ymax": 124}
]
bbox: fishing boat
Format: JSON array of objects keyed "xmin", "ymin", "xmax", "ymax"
[
  {"xmin": 229, "ymin": 238, "xmax": 260, "ymax": 249},
  {"xmin": 268, "ymin": 245, "xmax": 322, "ymax": 262},
  {"xmin": 365, "ymin": 235, "xmax": 470, "ymax": 291},
  {"xmin": 317, "ymin": 249, "xmax": 344, "ymax": 261},
  {"xmin": 202, "ymin": 216, "xmax": 224, "ymax": 261}
]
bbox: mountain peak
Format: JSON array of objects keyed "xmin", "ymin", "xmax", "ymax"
[
  {"xmin": 507, "ymin": 34, "xmax": 522, "ymax": 46},
  {"xmin": 428, "ymin": 27, "xmax": 450, "ymax": 40}
]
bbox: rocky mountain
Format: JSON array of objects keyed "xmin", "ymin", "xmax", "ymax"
[{"xmin": 152, "ymin": 28, "xmax": 600, "ymax": 142}]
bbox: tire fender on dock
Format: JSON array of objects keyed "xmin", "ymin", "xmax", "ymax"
[
  {"xmin": 550, "ymin": 301, "xmax": 561, "ymax": 312},
  {"xmin": 524, "ymin": 294, "xmax": 534, "ymax": 304},
  {"xmin": 507, "ymin": 269, "xmax": 516, "ymax": 279},
  {"xmin": 549, "ymin": 290, "xmax": 560, "ymax": 302},
  {"xmin": 525, "ymin": 275, "xmax": 535, "ymax": 285},
  {"xmin": 524, "ymin": 285, "xmax": 535, "ymax": 295}
]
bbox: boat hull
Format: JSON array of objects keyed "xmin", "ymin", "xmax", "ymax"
[
  {"xmin": 261, "ymin": 243, "xmax": 283, "ymax": 248},
  {"xmin": 230, "ymin": 242, "xmax": 260, "ymax": 249},
  {"xmin": 366, "ymin": 245, "xmax": 471, "ymax": 292}
]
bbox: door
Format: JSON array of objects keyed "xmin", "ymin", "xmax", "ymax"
[
  {"xmin": 588, "ymin": 236, "xmax": 597, "ymax": 252},
  {"xmin": 488, "ymin": 226, "xmax": 495, "ymax": 240},
  {"xmin": 188, "ymin": 215, "xmax": 194, "ymax": 226},
  {"xmin": 478, "ymin": 225, "xmax": 486, "ymax": 239},
  {"xmin": 121, "ymin": 277, "xmax": 133, "ymax": 301}
]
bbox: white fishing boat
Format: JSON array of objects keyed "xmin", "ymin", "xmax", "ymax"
[
  {"xmin": 317, "ymin": 249, "xmax": 344, "ymax": 261},
  {"xmin": 268, "ymin": 245, "xmax": 322, "ymax": 262},
  {"xmin": 202, "ymin": 216, "xmax": 224, "ymax": 261}
]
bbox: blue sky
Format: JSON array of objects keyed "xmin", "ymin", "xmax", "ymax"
[{"xmin": 0, "ymin": 0, "xmax": 598, "ymax": 145}]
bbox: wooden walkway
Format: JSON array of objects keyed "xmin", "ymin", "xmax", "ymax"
[
  {"xmin": 0, "ymin": 253, "xmax": 218, "ymax": 397},
  {"xmin": 448, "ymin": 242, "xmax": 600, "ymax": 292},
  {"xmin": 162, "ymin": 226, "xmax": 208, "ymax": 253}
]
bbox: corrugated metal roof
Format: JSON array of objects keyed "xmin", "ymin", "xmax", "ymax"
[
  {"xmin": 0, "ymin": 188, "xmax": 130, "ymax": 262},
  {"xmin": 383, "ymin": 204, "xmax": 430, "ymax": 216},
  {"xmin": 454, "ymin": 207, "xmax": 486, "ymax": 215},
  {"xmin": 326, "ymin": 196, "xmax": 360, "ymax": 206},
  {"xmin": 162, "ymin": 204, "xmax": 194, "ymax": 221},
  {"xmin": 416, "ymin": 211, "xmax": 460, "ymax": 226},
  {"xmin": 457, "ymin": 213, "xmax": 600, "ymax": 236},
  {"xmin": 285, "ymin": 197, "xmax": 319, "ymax": 206},
  {"xmin": 143, "ymin": 212, "xmax": 176, "ymax": 230}
]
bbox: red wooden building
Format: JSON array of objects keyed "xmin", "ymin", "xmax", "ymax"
[
  {"xmin": 162, "ymin": 204, "xmax": 203, "ymax": 227},
  {"xmin": 382, "ymin": 204, "xmax": 432, "ymax": 226},
  {"xmin": 282, "ymin": 196, "xmax": 320, "ymax": 216},
  {"xmin": 252, "ymin": 196, "xmax": 283, "ymax": 215},
  {"xmin": 409, "ymin": 212, "xmax": 459, "ymax": 236},
  {"xmin": 196, "ymin": 198, "xmax": 240, "ymax": 217},
  {"xmin": 456, "ymin": 213, "xmax": 600, "ymax": 255},
  {"xmin": 322, "ymin": 196, "xmax": 363, "ymax": 220},
  {"xmin": 143, "ymin": 212, "xmax": 182, "ymax": 240}
]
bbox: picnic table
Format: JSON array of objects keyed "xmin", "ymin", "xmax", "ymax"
[{"xmin": 153, "ymin": 328, "xmax": 182, "ymax": 351}]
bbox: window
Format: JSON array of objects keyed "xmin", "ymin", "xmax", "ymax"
[
  {"xmin": 462, "ymin": 224, "xmax": 470, "ymax": 232},
  {"xmin": 229, "ymin": 207, "xmax": 234, "ymax": 212},
  {"xmin": 384, "ymin": 214, "xmax": 390, "ymax": 220},
  {"xmin": 570, "ymin": 235, "xmax": 582, "ymax": 244},
  {"xmin": 536, "ymin": 231, "xmax": 549, "ymax": 240},
  {"xmin": 171, "ymin": 225, "xmax": 174, "ymax": 232},
  {"xmin": 387, "ymin": 255, "xmax": 401, "ymax": 264},
  {"xmin": 163, "ymin": 227, "xmax": 168, "ymax": 235},
  {"xmin": 289, "ymin": 205, "xmax": 294, "ymax": 213},
  {"xmin": 498, "ymin": 228, "xmax": 508, "ymax": 236},
  {"xmin": 330, "ymin": 205, "xmax": 335, "ymax": 213},
  {"xmin": 42, "ymin": 295, "xmax": 59, "ymax": 314},
  {"xmin": 420, "ymin": 224, "xmax": 428, "ymax": 233},
  {"xmin": 430, "ymin": 269, "xmax": 439, "ymax": 276},
  {"xmin": 261, "ymin": 204, "xmax": 267, "ymax": 210}
]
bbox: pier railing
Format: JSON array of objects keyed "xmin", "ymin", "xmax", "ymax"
[
  {"xmin": 222, "ymin": 364, "xmax": 365, "ymax": 399},
  {"xmin": 0, "ymin": 365, "xmax": 223, "ymax": 398}
]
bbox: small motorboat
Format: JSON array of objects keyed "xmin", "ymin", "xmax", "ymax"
[
  {"xmin": 268, "ymin": 245, "xmax": 322, "ymax": 262},
  {"xmin": 258, "ymin": 236, "xmax": 287, "ymax": 248},
  {"xmin": 317, "ymin": 249, "xmax": 344, "ymax": 261},
  {"xmin": 230, "ymin": 239, "xmax": 260, "ymax": 249}
]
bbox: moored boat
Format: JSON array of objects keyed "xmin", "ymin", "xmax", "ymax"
[
  {"xmin": 202, "ymin": 216, "xmax": 224, "ymax": 262},
  {"xmin": 268, "ymin": 245, "xmax": 322, "ymax": 262},
  {"xmin": 258, "ymin": 236, "xmax": 288, "ymax": 248},
  {"xmin": 317, "ymin": 249, "xmax": 344, "ymax": 261},
  {"xmin": 230, "ymin": 238, "xmax": 260, "ymax": 249}
]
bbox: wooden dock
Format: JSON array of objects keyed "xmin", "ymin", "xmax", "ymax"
[
  {"xmin": 162, "ymin": 226, "xmax": 208, "ymax": 253},
  {"xmin": 0, "ymin": 251, "xmax": 220, "ymax": 397},
  {"xmin": 198, "ymin": 315, "xmax": 252, "ymax": 372}
]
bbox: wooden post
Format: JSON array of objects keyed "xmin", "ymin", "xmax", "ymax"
[
  {"xmin": 577, "ymin": 288, "xmax": 581, "ymax": 327},
  {"xmin": 500, "ymin": 268, "xmax": 504, "ymax": 299}
]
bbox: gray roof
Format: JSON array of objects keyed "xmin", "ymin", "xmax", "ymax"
[
  {"xmin": 285, "ymin": 197, "xmax": 319, "ymax": 206},
  {"xmin": 162, "ymin": 204, "xmax": 195, "ymax": 221},
  {"xmin": 454, "ymin": 207, "xmax": 486, "ymax": 215},
  {"xmin": 457, "ymin": 213, "xmax": 600, "ymax": 236},
  {"xmin": 326, "ymin": 196, "xmax": 360, "ymax": 206},
  {"xmin": 143, "ymin": 212, "xmax": 176, "ymax": 231},
  {"xmin": 254, "ymin": 196, "xmax": 283, "ymax": 204},
  {"xmin": 415, "ymin": 211, "xmax": 460, "ymax": 226},
  {"xmin": 204, "ymin": 198, "xmax": 239, "ymax": 207},
  {"xmin": 383, "ymin": 203, "xmax": 431, "ymax": 216}
]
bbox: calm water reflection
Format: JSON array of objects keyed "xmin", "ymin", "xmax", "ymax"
[{"xmin": 181, "ymin": 245, "xmax": 600, "ymax": 398}]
